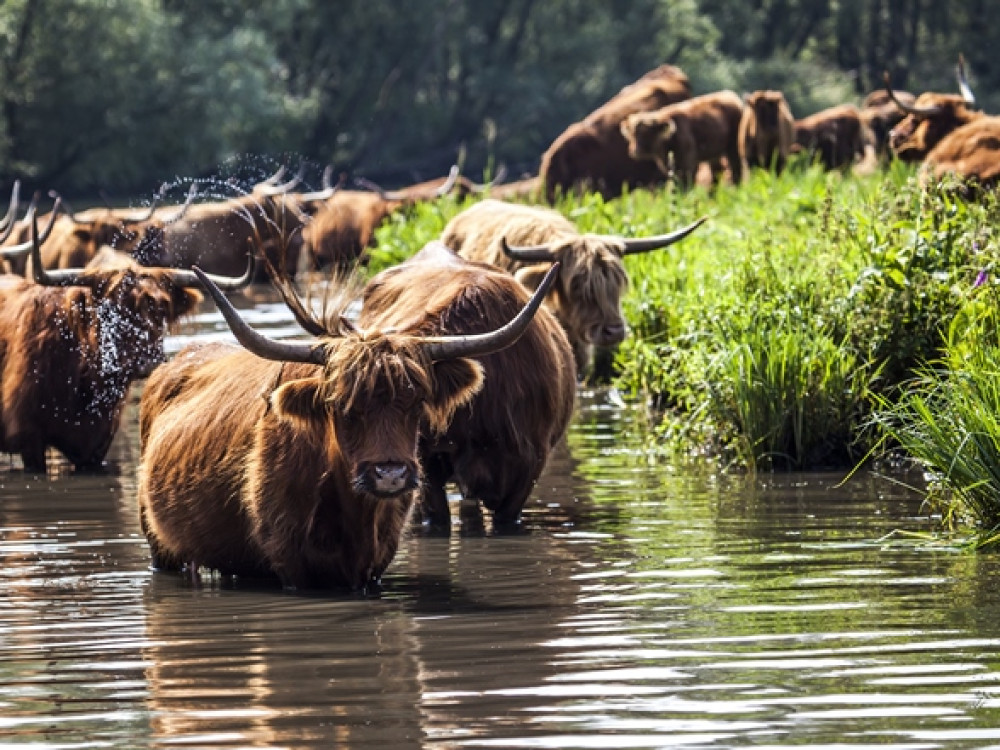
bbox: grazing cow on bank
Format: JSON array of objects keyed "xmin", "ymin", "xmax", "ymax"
[
  {"xmin": 793, "ymin": 104, "xmax": 872, "ymax": 170},
  {"xmin": 540, "ymin": 64, "xmax": 692, "ymax": 201},
  {"xmin": 359, "ymin": 241, "xmax": 576, "ymax": 527},
  {"xmin": 301, "ymin": 167, "xmax": 461, "ymax": 270},
  {"xmin": 923, "ymin": 116, "xmax": 1000, "ymax": 192},
  {"xmin": 441, "ymin": 198, "xmax": 706, "ymax": 377},
  {"xmin": 620, "ymin": 90, "xmax": 745, "ymax": 188},
  {"xmin": 0, "ymin": 217, "xmax": 252, "ymax": 473},
  {"xmin": 739, "ymin": 90, "xmax": 796, "ymax": 175},
  {"xmin": 136, "ymin": 258, "xmax": 558, "ymax": 590},
  {"xmin": 886, "ymin": 59, "xmax": 981, "ymax": 163}
]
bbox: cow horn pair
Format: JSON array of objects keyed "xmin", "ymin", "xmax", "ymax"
[
  {"xmin": 500, "ymin": 215, "xmax": 708, "ymax": 262},
  {"xmin": 49, "ymin": 182, "xmax": 198, "ymax": 226},
  {"xmin": 192, "ymin": 260, "xmax": 560, "ymax": 365},
  {"xmin": 28, "ymin": 211, "xmax": 255, "ymax": 290},
  {"xmin": 0, "ymin": 180, "xmax": 21, "ymax": 244},
  {"xmin": 355, "ymin": 164, "xmax": 461, "ymax": 202},
  {"xmin": 0, "ymin": 198, "xmax": 62, "ymax": 257}
]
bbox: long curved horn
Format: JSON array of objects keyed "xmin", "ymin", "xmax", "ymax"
[
  {"xmin": 957, "ymin": 54, "xmax": 976, "ymax": 106},
  {"xmin": 158, "ymin": 182, "xmax": 199, "ymax": 224},
  {"xmin": 500, "ymin": 236, "xmax": 558, "ymax": 263},
  {"xmin": 192, "ymin": 266, "xmax": 324, "ymax": 365},
  {"xmin": 432, "ymin": 164, "xmax": 460, "ymax": 197},
  {"xmin": 258, "ymin": 165, "xmax": 287, "ymax": 187},
  {"xmin": 355, "ymin": 164, "xmax": 462, "ymax": 202},
  {"xmin": 422, "ymin": 262, "xmax": 560, "ymax": 362},
  {"xmin": 472, "ymin": 163, "xmax": 508, "ymax": 193},
  {"xmin": 3, "ymin": 199, "xmax": 60, "ymax": 259},
  {"xmin": 48, "ymin": 190, "xmax": 87, "ymax": 224},
  {"xmin": 883, "ymin": 72, "xmax": 943, "ymax": 118},
  {"xmin": 622, "ymin": 216, "xmax": 708, "ymax": 255},
  {"xmin": 167, "ymin": 249, "xmax": 256, "ymax": 291},
  {"xmin": 117, "ymin": 183, "xmax": 166, "ymax": 223},
  {"xmin": 0, "ymin": 180, "xmax": 20, "ymax": 234}
]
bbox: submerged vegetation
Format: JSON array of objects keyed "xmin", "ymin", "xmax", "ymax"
[{"xmin": 370, "ymin": 161, "xmax": 1000, "ymax": 540}]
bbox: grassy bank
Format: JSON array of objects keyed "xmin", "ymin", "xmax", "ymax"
[{"xmin": 369, "ymin": 163, "xmax": 1000, "ymax": 532}]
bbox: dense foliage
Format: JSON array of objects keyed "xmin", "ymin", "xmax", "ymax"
[{"xmin": 1, "ymin": 0, "xmax": 997, "ymax": 197}]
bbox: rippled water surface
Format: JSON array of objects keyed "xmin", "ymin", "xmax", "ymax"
[{"xmin": 3, "ymin": 290, "xmax": 1000, "ymax": 749}]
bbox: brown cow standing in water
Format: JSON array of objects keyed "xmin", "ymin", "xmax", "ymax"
[
  {"xmin": 0, "ymin": 215, "xmax": 252, "ymax": 473},
  {"xmin": 739, "ymin": 90, "xmax": 796, "ymax": 175},
  {"xmin": 441, "ymin": 198, "xmax": 706, "ymax": 378},
  {"xmin": 136, "ymin": 258, "xmax": 558, "ymax": 590},
  {"xmin": 540, "ymin": 64, "xmax": 692, "ymax": 201},
  {"xmin": 619, "ymin": 90, "xmax": 745, "ymax": 188},
  {"xmin": 359, "ymin": 241, "xmax": 576, "ymax": 527}
]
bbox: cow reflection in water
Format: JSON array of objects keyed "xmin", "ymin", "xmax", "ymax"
[{"xmin": 0, "ymin": 212, "xmax": 252, "ymax": 474}]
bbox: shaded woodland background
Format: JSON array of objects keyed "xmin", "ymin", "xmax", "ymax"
[{"xmin": 1, "ymin": 0, "xmax": 995, "ymax": 198}]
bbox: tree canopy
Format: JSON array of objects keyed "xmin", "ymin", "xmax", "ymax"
[{"xmin": 0, "ymin": 0, "xmax": 994, "ymax": 197}]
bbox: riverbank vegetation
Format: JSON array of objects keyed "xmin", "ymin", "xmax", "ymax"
[{"xmin": 369, "ymin": 162, "xmax": 1000, "ymax": 539}]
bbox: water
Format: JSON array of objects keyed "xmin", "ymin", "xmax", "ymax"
[{"xmin": 3, "ymin": 289, "xmax": 1000, "ymax": 749}]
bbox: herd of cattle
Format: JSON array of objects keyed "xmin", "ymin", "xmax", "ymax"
[{"xmin": 0, "ymin": 59, "xmax": 994, "ymax": 591}]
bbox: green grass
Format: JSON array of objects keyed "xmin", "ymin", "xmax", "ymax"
[{"xmin": 368, "ymin": 163, "xmax": 1000, "ymax": 530}]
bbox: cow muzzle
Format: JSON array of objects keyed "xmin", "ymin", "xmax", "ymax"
[
  {"xmin": 357, "ymin": 461, "xmax": 419, "ymax": 498},
  {"xmin": 591, "ymin": 321, "xmax": 627, "ymax": 347}
]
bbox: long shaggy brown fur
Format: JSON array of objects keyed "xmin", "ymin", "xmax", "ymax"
[
  {"xmin": 620, "ymin": 90, "xmax": 745, "ymax": 187},
  {"xmin": 923, "ymin": 116, "xmax": 1000, "ymax": 191},
  {"xmin": 360, "ymin": 241, "xmax": 576, "ymax": 526},
  {"xmin": 739, "ymin": 90, "xmax": 795, "ymax": 175},
  {"xmin": 793, "ymin": 104, "xmax": 872, "ymax": 170},
  {"xmin": 889, "ymin": 93, "xmax": 982, "ymax": 163},
  {"xmin": 539, "ymin": 64, "xmax": 691, "ymax": 201},
  {"xmin": 0, "ymin": 263, "xmax": 200, "ymax": 472}
]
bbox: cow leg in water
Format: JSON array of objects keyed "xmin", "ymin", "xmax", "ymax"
[
  {"xmin": 420, "ymin": 452, "xmax": 453, "ymax": 529},
  {"xmin": 19, "ymin": 442, "xmax": 47, "ymax": 474}
]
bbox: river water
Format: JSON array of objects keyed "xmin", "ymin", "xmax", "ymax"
[{"xmin": 2, "ymin": 289, "xmax": 1000, "ymax": 749}]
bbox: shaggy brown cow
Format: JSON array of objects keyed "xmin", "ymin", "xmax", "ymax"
[
  {"xmin": 923, "ymin": 116, "xmax": 1000, "ymax": 191},
  {"xmin": 886, "ymin": 59, "xmax": 981, "ymax": 163},
  {"xmin": 136, "ymin": 258, "xmax": 558, "ymax": 590},
  {"xmin": 793, "ymin": 104, "xmax": 872, "ymax": 170},
  {"xmin": 862, "ymin": 88, "xmax": 916, "ymax": 159},
  {"xmin": 620, "ymin": 90, "xmax": 745, "ymax": 187},
  {"xmin": 359, "ymin": 240, "xmax": 576, "ymax": 527},
  {"xmin": 300, "ymin": 166, "xmax": 462, "ymax": 270},
  {"xmin": 539, "ymin": 64, "xmax": 692, "ymax": 201},
  {"xmin": 739, "ymin": 90, "xmax": 796, "ymax": 174},
  {"xmin": 0, "ymin": 216, "xmax": 252, "ymax": 473},
  {"xmin": 441, "ymin": 198, "xmax": 706, "ymax": 376}
]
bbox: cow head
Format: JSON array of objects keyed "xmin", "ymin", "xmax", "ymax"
[
  {"xmin": 501, "ymin": 217, "xmax": 707, "ymax": 354},
  {"xmin": 745, "ymin": 90, "xmax": 788, "ymax": 130},
  {"xmin": 193, "ymin": 261, "xmax": 558, "ymax": 499},
  {"xmin": 620, "ymin": 111, "xmax": 676, "ymax": 165},
  {"xmin": 29, "ymin": 214, "xmax": 253, "ymax": 378},
  {"xmin": 885, "ymin": 62, "xmax": 979, "ymax": 162}
]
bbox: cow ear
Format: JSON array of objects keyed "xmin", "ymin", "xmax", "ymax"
[
  {"xmin": 514, "ymin": 264, "xmax": 560, "ymax": 291},
  {"xmin": 271, "ymin": 377, "xmax": 325, "ymax": 428},
  {"xmin": 171, "ymin": 288, "xmax": 202, "ymax": 318},
  {"xmin": 425, "ymin": 358, "xmax": 484, "ymax": 434}
]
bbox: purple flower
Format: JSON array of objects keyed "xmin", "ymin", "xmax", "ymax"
[{"xmin": 974, "ymin": 269, "xmax": 989, "ymax": 288}]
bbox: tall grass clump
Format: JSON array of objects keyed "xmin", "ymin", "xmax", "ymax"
[{"xmin": 872, "ymin": 292, "xmax": 1000, "ymax": 542}]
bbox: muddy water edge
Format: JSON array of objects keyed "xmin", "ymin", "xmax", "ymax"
[{"xmin": 2, "ymin": 290, "xmax": 1000, "ymax": 749}]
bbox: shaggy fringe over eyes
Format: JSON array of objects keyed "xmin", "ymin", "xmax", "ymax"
[
  {"xmin": 319, "ymin": 333, "xmax": 432, "ymax": 414},
  {"xmin": 558, "ymin": 236, "xmax": 629, "ymax": 303}
]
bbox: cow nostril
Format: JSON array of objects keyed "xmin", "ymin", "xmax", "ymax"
[{"xmin": 374, "ymin": 463, "xmax": 409, "ymax": 483}]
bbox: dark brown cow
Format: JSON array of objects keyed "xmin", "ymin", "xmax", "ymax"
[
  {"xmin": 441, "ymin": 198, "xmax": 706, "ymax": 376},
  {"xmin": 886, "ymin": 59, "xmax": 981, "ymax": 163},
  {"xmin": 359, "ymin": 240, "xmax": 576, "ymax": 527},
  {"xmin": 793, "ymin": 104, "xmax": 872, "ymax": 170},
  {"xmin": 539, "ymin": 64, "xmax": 692, "ymax": 201},
  {"xmin": 301, "ymin": 167, "xmax": 462, "ymax": 269},
  {"xmin": 923, "ymin": 116, "xmax": 1000, "ymax": 191},
  {"xmin": 136, "ymin": 258, "xmax": 558, "ymax": 590},
  {"xmin": 620, "ymin": 90, "xmax": 745, "ymax": 188},
  {"xmin": 739, "ymin": 90, "xmax": 796, "ymax": 175},
  {"xmin": 861, "ymin": 88, "xmax": 916, "ymax": 159},
  {"xmin": 0, "ymin": 217, "xmax": 252, "ymax": 473}
]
